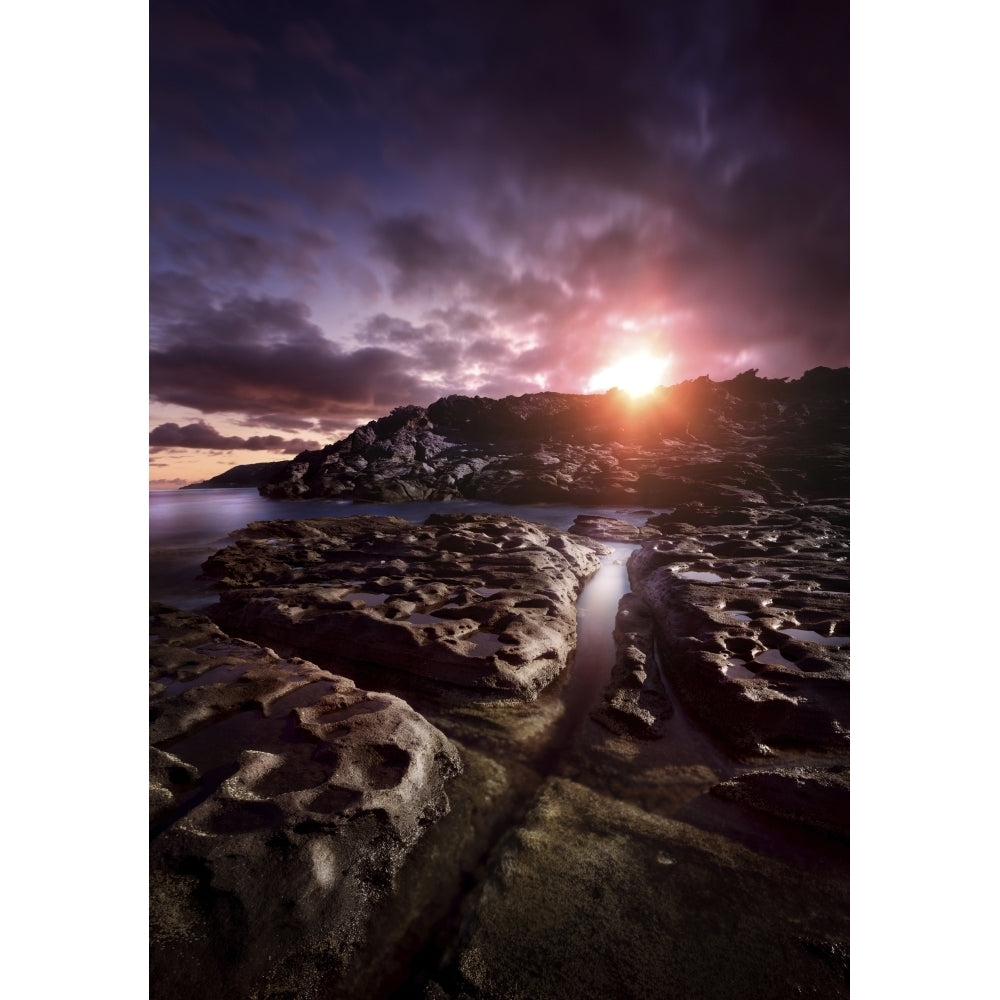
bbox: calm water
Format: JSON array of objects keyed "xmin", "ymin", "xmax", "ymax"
[{"xmin": 149, "ymin": 488, "xmax": 658, "ymax": 610}]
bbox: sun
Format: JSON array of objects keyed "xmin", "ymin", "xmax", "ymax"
[{"xmin": 586, "ymin": 352, "xmax": 670, "ymax": 397}]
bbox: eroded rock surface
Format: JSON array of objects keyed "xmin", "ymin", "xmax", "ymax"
[
  {"xmin": 202, "ymin": 513, "xmax": 605, "ymax": 700},
  {"xmin": 149, "ymin": 604, "xmax": 462, "ymax": 1000},
  {"xmin": 711, "ymin": 765, "xmax": 850, "ymax": 838},
  {"xmin": 590, "ymin": 591, "xmax": 674, "ymax": 739},
  {"xmin": 151, "ymin": 376, "xmax": 851, "ymax": 998},
  {"xmin": 626, "ymin": 500, "xmax": 849, "ymax": 758},
  {"xmin": 435, "ymin": 777, "xmax": 848, "ymax": 1000},
  {"xmin": 568, "ymin": 513, "xmax": 661, "ymax": 544}
]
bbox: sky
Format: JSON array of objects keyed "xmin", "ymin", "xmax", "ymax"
[{"xmin": 149, "ymin": 0, "xmax": 849, "ymax": 486}]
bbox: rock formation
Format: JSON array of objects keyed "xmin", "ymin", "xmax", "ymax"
[
  {"xmin": 259, "ymin": 367, "xmax": 848, "ymax": 504},
  {"xmin": 624, "ymin": 499, "xmax": 850, "ymax": 758},
  {"xmin": 150, "ymin": 368, "xmax": 850, "ymax": 998},
  {"xmin": 149, "ymin": 604, "xmax": 462, "ymax": 1000},
  {"xmin": 202, "ymin": 513, "xmax": 606, "ymax": 701},
  {"xmin": 181, "ymin": 460, "xmax": 292, "ymax": 489}
]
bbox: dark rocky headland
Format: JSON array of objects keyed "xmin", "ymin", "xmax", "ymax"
[
  {"xmin": 150, "ymin": 368, "xmax": 849, "ymax": 999},
  {"xmin": 260, "ymin": 367, "xmax": 848, "ymax": 505},
  {"xmin": 181, "ymin": 460, "xmax": 292, "ymax": 489}
]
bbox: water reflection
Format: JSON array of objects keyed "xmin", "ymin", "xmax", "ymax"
[
  {"xmin": 350, "ymin": 592, "xmax": 389, "ymax": 606},
  {"xmin": 753, "ymin": 649, "xmax": 801, "ymax": 670},
  {"xmin": 779, "ymin": 628, "xmax": 849, "ymax": 647},
  {"xmin": 565, "ymin": 543, "xmax": 634, "ymax": 720},
  {"xmin": 721, "ymin": 657, "xmax": 758, "ymax": 680},
  {"xmin": 675, "ymin": 570, "xmax": 726, "ymax": 584}
]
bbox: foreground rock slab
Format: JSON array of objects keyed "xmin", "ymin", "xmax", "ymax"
[
  {"xmin": 711, "ymin": 765, "xmax": 850, "ymax": 839},
  {"xmin": 202, "ymin": 513, "xmax": 604, "ymax": 700},
  {"xmin": 436, "ymin": 777, "xmax": 848, "ymax": 1000},
  {"xmin": 149, "ymin": 605, "xmax": 462, "ymax": 1000}
]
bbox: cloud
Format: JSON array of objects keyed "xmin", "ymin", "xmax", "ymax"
[
  {"xmin": 237, "ymin": 413, "xmax": 325, "ymax": 433},
  {"xmin": 149, "ymin": 0, "xmax": 849, "ymax": 423},
  {"xmin": 371, "ymin": 214, "xmax": 508, "ymax": 300},
  {"xmin": 149, "ymin": 198, "xmax": 337, "ymax": 288},
  {"xmin": 149, "ymin": 421, "xmax": 320, "ymax": 453},
  {"xmin": 354, "ymin": 310, "xmax": 527, "ymax": 390},
  {"xmin": 149, "ymin": 283, "xmax": 435, "ymax": 418}
]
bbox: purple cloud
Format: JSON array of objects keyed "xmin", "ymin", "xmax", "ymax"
[{"xmin": 149, "ymin": 421, "xmax": 320, "ymax": 453}]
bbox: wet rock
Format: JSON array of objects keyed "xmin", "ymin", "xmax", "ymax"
[
  {"xmin": 149, "ymin": 746, "xmax": 200, "ymax": 823},
  {"xmin": 202, "ymin": 514, "xmax": 605, "ymax": 701},
  {"xmin": 149, "ymin": 605, "xmax": 462, "ymax": 1000},
  {"xmin": 443, "ymin": 777, "xmax": 848, "ymax": 1000},
  {"xmin": 626, "ymin": 502, "xmax": 849, "ymax": 756},
  {"xmin": 568, "ymin": 514, "xmax": 661, "ymax": 543},
  {"xmin": 711, "ymin": 765, "xmax": 850, "ymax": 838},
  {"xmin": 592, "ymin": 592, "xmax": 673, "ymax": 739}
]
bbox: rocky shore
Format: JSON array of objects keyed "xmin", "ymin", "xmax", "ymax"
[
  {"xmin": 259, "ymin": 367, "xmax": 848, "ymax": 506},
  {"xmin": 150, "ymin": 371, "xmax": 849, "ymax": 999},
  {"xmin": 149, "ymin": 605, "xmax": 463, "ymax": 999}
]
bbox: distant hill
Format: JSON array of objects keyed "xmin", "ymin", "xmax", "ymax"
[
  {"xmin": 255, "ymin": 367, "xmax": 848, "ymax": 505},
  {"xmin": 181, "ymin": 461, "xmax": 292, "ymax": 490}
]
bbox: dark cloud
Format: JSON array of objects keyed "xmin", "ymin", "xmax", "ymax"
[
  {"xmin": 150, "ymin": 0, "xmax": 848, "ymax": 452},
  {"xmin": 150, "ymin": 199, "xmax": 336, "ymax": 285},
  {"xmin": 150, "ymin": 282, "xmax": 433, "ymax": 418},
  {"xmin": 149, "ymin": 421, "xmax": 320, "ymax": 453},
  {"xmin": 371, "ymin": 214, "xmax": 508, "ymax": 300},
  {"xmin": 355, "ymin": 311, "xmax": 525, "ymax": 389},
  {"xmin": 237, "ymin": 413, "xmax": 324, "ymax": 434},
  {"xmin": 358, "ymin": 313, "xmax": 445, "ymax": 347}
]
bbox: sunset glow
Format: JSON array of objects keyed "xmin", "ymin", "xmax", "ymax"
[
  {"xmin": 586, "ymin": 353, "xmax": 671, "ymax": 397},
  {"xmin": 147, "ymin": 1, "xmax": 849, "ymax": 487}
]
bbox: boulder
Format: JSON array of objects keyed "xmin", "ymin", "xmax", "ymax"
[{"xmin": 149, "ymin": 604, "xmax": 462, "ymax": 1000}]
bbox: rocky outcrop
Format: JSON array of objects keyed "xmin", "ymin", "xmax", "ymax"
[
  {"xmin": 625, "ymin": 499, "xmax": 850, "ymax": 757},
  {"xmin": 568, "ymin": 513, "xmax": 661, "ymax": 544},
  {"xmin": 151, "ymin": 495, "xmax": 850, "ymax": 997},
  {"xmin": 181, "ymin": 460, "xmax": 291, "ymax": 489},
  {"xmin": 590, "ymin": 592, "xmax": 673, "ymax": 739},
  {"xmin": 711, "ymin": 765, "xmax": 850, "ymax": 838},
  {"xmin": 259, "ymin": 368, "xmax": 848, "ymax": 504},
  {"xmin": 149, "ymin": 604, "xmax": 462, "ymax": 1000},
  {"xmin": 201, "ymin": 514, "xmax": 606, "ymax": 701}
]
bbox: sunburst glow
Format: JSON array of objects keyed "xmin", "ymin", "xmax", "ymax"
[{"xmin": 586, "ymin": 352, "xmax": 671, "ymax": 397}]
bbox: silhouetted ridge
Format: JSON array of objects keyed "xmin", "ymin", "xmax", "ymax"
[
  {"xmin": 259, "ymin": 367, "xmax": 848, "ymax": 504},
  {"xmin": 182, "ymin": 461, "xmax": 292, "ymax": 490}
]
